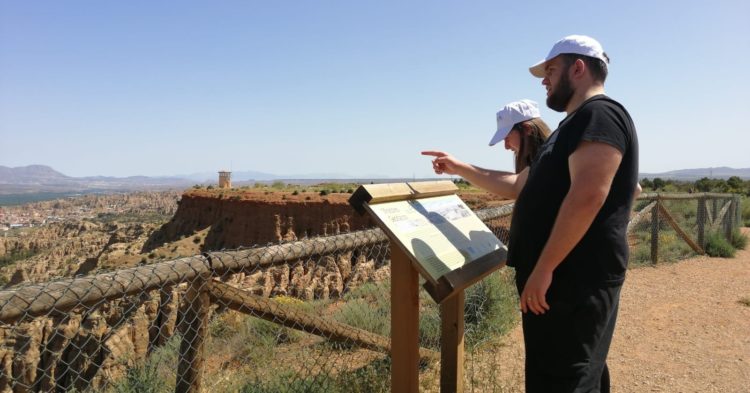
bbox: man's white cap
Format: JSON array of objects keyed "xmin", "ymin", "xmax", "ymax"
[
  {"xmin": 529, "ymin": 35, "xmax": 608, "ymax": 78},
  {"xmin": 489, "ymin": 99, "xmax": 541, "ymax": 146}
]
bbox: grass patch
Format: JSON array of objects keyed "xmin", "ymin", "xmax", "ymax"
[
  {"xmin": 109, "ymin": 334, "xmax": 180, "ymax": 393},
  {"xmin": 208, "ymin": 310, "xmax": 304, "ymax": 364},
  {"xmin": 630, "ymin": 241, "xmax": 652, "ymax": 266},
  {"xmin": 239, "ymin": 357, "xmax": 391, "ymax": 393},
  {"xmin": 334, "ymin": 271, "xmax": 518, "ymax": 353},
  {"xmin": 334, "ymin": 282, "xmax": 391, "ymax": 338},
  {"xmin": 659, "ymin": 232, "xmax": 695, "ymax": 263},
  {"xmin": 0, "ymin": 249, "xmax": 39, "ymax": 267}
]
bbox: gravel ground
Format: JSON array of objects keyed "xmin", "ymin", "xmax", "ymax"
[{"xmin": 489, "ymin": 228, "xmax": 750, "ymax": 393}]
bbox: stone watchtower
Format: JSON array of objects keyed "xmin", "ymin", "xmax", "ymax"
[{"xmin": 218, "ymin": 171, "xmax": 232, "ymax": 189}]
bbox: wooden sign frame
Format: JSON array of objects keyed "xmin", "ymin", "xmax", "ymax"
[{"xmin": 349, "ymin": 180, "xmax": 507, "ymax": 393}]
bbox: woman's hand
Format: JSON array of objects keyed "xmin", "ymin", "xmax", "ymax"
[{"xmin": 421, "ymin": 151, "xmax": 465, "ymax": 176}]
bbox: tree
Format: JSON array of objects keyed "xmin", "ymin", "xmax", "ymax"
[
  {"xmin": 652, "ymin": 178, "xmax": 666, "ymax": 191},
  {"xmin": 727, "ymin": 176, "xmax": 743, "ymax": 192},
  {"xmin": 695, "ymin": 177, "xmax": 712, "ymax": 192}
]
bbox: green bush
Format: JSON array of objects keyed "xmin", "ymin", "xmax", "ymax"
[
  {"xmin": 416, "ymin": 270, "xmax": 519, "ymax": 350},
  {"xmin": 704, "ymin": 231, "xmax": 735, "ymax": 258},
  {"xmin": 730, "ymin": 228, "xmax": 748, "ymax": 250},
  {"xmin": 462, "ymin": 270, "xmax": 519, "ymax": 347}
]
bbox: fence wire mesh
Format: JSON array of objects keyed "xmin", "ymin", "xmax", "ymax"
[{"xmin": 0, "ymin": 195, "xmax": 741, "ymax": 393}]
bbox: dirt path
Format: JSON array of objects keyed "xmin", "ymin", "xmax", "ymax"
[{"xmin": 490, "ymin": 228, "xmax": 750, "ymax": 392}]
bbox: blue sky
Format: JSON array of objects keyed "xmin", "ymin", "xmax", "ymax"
[{"xmin": 1, "ymin": 1, "xmax": 748, "ymax": 178}]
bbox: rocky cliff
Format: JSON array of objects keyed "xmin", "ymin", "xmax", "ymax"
[{"xmin": 144, "ymin": 190, "xmax": 377, "ymax": 251}]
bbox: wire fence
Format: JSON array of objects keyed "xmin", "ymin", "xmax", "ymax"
[{"xmin": 0, "ymin": 194, "xmax": 742, "ymax": 393}]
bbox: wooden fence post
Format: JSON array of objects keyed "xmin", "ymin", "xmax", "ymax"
[
  {"xmin": 724, "ymin": 197, "xmax": 736, "ymax": 240},
  {"xmin": 390, "ymin": 243, "xmax": 420, "ymax": 393},
  {"xmin": 650, "ymin": 199, "xmax": 660, "ymax": 264},
  {"xmin": 440, "ymin": 290, "xmax": 465, "ymax": 393},
  {"xmin": 712, "ymin": 198, "xmax": 719, "ymax": 225},
  {"xmin": 697, "ymin": 196, "xmax": 707, "ymax": 249},
  {"xmin": 736, "ymin": 195, "xmax": 743, "ymax": 229},
  {"xmin": 176, "ymin": 274, "xmax": 210, "ymax": 393}
]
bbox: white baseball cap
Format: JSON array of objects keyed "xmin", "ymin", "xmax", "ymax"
[
  {"xmin": 489, "ymin": 99, "xmax": 541, "ymax": 146},
  {"xmin": 529, "ymin": 35, "xmax": 608, "ymax": 78}
]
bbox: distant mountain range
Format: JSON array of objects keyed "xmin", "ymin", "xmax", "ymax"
[
  {"xmin": 0, "ymin": 165, "xmax": 192, "ymax": 194},
  {"xmin": 2, "ymin": 165, "xmax": 749, "ymax": 195},
  {"xmin": 639, "ymin": 167, "xmax": 750, "ymax": 181}
]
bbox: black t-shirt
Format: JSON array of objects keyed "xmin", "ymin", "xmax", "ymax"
[{"xmin": 507, "ymin": 95, "xmax": 639, "ymax": 288}]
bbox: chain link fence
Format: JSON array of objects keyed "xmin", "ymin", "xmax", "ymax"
[{"xmin": 0, "ymin": 194, "xmax": 742, "ymax": 392}]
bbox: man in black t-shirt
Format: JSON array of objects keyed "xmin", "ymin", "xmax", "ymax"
[{"xmin": 423, "ymin": 35, "xmax": 638, "ymax": 392}]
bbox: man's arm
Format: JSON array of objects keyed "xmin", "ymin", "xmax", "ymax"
[
  {"xmin": 421, "ymin": 150, "xmax": 528, "ymax": 199},
  {"xmin": 520, "ymin": 141, "xmax": 623, "ymax": 314}
]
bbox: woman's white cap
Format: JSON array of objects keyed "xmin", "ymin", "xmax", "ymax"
[
  {"xmin": 529, "ymin": 35, "xmax": 608, "ymax": 78},
  {"xmin": 489, "ymin": 99, "xmax": 541, "ymax": 146}
]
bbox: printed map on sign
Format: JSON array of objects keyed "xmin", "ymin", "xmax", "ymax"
[{"xmin": 368, "ymin": 194, "xmax": 505, "ymax": 281}]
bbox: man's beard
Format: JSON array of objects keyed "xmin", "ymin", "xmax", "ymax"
[{"xmin": 546, "ymin": 71, "xmax": 574, "ymax": 112}]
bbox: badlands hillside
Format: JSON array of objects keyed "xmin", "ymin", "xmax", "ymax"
[{"xmin": 1, "ymin": 185, "xmax": 507, "ymax": 287}]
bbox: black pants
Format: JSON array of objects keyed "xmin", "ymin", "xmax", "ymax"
[{"xmin": 518, "ymin": 280, "xmax": 622, "ymax": 393}]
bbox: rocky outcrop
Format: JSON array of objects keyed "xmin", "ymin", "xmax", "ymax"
[
  {"xmin": 144, "ymin": 192, "xmax": 376, "ymax": 251},
  {"xmin": 224, "ymin": 249, "xmax": 390, "ymax": 301},
  {"xmin": 0, "ymin": 288, "xmax": 181, "ymax": 392}
]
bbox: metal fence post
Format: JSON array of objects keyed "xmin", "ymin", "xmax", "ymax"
[
  {"xmin": 651, "ymin": 198, "xmax": 659, "ymax": 264},
  {"xmin": 697, "ymin": 195, "xmax": 707, "ymax": 249},
  {"xmin": 176, "ymin": 273, "xmax": 211, "ymax": 393}
]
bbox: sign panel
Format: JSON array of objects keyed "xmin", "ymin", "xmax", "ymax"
[{"xmin": 368, "ymin": 194, "xmax": 506, "ymax": 282}]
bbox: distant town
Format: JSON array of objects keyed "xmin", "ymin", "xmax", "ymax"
[{"xmin": 0, "ymin": 191, "xmax": 181, "ymax": 234}]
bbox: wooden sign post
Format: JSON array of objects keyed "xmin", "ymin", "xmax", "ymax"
[{"xmin": 349, "ymin": 181, "xmax": 507, "ymax": 393}]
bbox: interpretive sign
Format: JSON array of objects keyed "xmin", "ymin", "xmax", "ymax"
[{"xmin": 367, "ymin": 194, "xmax": 504, "ymax": 283}]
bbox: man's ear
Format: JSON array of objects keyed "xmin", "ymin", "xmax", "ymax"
[{"xmin": 572, "ymin": 58, "xmax": 586, "ymax": 80}]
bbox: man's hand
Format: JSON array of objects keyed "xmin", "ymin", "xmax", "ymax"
[
  {"xmin": 520, "ymin": 267, "xmax": 552, "ymax": 315},
  {"xmin": 421, "ymin": 151, "xmax": 466, "ymax": 176}
]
